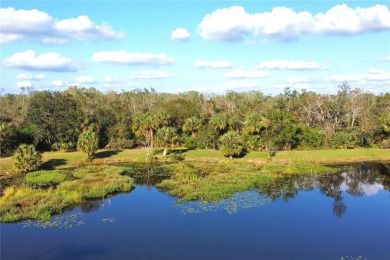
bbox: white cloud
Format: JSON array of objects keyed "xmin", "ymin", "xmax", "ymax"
[
  {"xmin": 256, "ymin": 60, "xmax": 322, "ymax": 70},
  {"xmin": 51, "ymin": 79, "xmax": 66, "ymax": 87},
  {"xmin": 16, "ymin": 80, "xmax": 32, "ymax": 88},
  {"xmin": 74, "ymin": 76, "xmax": 96, "ymax": 84},
  {"xmin": 329, "ymin": 69, "xmax": 390, "ymax": 82},
  {"xmin": 92, "ymin": 50, "xmax": 174, "ymax": 66},
  {"xmin": 226, "ymin": 81, "xmax": 258, "ymax": 89},
  {"xmin": 194, "ymin": 60, "xmax": 233, "ymax": 68},
  {"xmin": 171, "ymin": 28, "xmax": 191, "ymax": 41},
  {"xmin": 103, "ymin": 76, "xmax": 123, "ymax": 84},
  {"xmin": 15, "ymin": 73, "xmax": 45, "ymax": 80},
  {"xmin": 0, "ymin": 7, "xmax": 123, "ymax": 44},
  {"xmin": 131, "ymin": 70, "xmax": 172, "ymax": 79},
  {"xmin": 198, "ymin": 4, "xmax": 390, "ymax": 41},
  {"xmin": 3, "ymin": 50, "xmax": 80, "ymax": 72},
  {"xmin": 224, "ymin": 69, "xmax": 269, "ymax": 78},
  {"xmin": 383, "ymin": 56, "xmax": 390, "ymax": 61}
]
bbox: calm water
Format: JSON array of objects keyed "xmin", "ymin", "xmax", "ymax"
[{"xmin": 1, "ymin": 162, "xmax": 389, "ymax": 260}]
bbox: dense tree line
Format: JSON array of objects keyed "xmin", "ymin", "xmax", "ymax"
[{"xmin": 0, "ymin": 83, "xmax": 389, "ymax": 157}]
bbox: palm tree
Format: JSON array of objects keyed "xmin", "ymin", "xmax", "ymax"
[
  {"xmin": 243, "ymin": 113, "xmax": 267, "ymax": 134},
  {"xmin": 219, "ymin": 131, "xmax": 243, "ymax": 159},
  {"xmin": 77, "ymin": 130, "xmax": 99, "ymax": 161},
  {"xmin": 209, "ymin": 114, "xmax": 228, "ymax": 133},
  {"xmin": 156, "ymin": 127, "xmax": 176, "ymax": 156},
  {"xmin": 183, "ymin": 117, "xmax": 202, "ymax": 137},
  {"xmin": 13, "ymin": 144, "xmax": 42, "ymax": 173}
]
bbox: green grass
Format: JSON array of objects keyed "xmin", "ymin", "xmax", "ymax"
[
  {"xmin": 0, "ymin": 165, "xmax": 134, "ymax": 222},
  {"xmin": 25, "ymin": 170, "xmax": 69, "ymax": 187},
  {"xmin": 245, "ymin": 149, "xmax": 390, "ymax": 164},
  {"xmin": 157, "ymin": 161, "xmax": 272, "ymax": 202},
  {"xmin": 1, "ymin": 148, "xmax": 389, "ymax": 174},
  {"xmin": 156, "ymin": 160, "xmax": 340, "ymax": 202}
]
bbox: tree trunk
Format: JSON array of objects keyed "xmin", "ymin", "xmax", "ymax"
[{"xmin": 150, "ymin": 129, "xmax": 154, "ymax": 148}]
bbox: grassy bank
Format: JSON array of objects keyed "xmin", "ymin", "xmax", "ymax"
[
  {"xmin": 0, "ymin": 148, "xmax": 388, "ymax": 222},
  {"xmin": 1, "ymin": 148, "xmax": 389, "ymax": 175},
  {"xmin": 156, "ymin": 161, "xmax": 339, "ymax": 202},
  {"xmin": 0, "ymin": 166, "xmax": 133, "ymax": 222}
]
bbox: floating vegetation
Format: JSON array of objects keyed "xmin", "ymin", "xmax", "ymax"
[
  {"xmin": 340, "ymin": 256, "xmax": 367, "ymax": 260},
  {"xmin": 19, "ymin": 213, "xmax": 85, "ymax": 229},
  {"xmin": 102, "ymin": 217, "xmax": 116, "ymax": 223},
  {"xmin": 176, "ymin": 190, "xmax": 270, "ymax": 214}
]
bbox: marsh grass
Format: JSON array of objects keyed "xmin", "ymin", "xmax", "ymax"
[
  {"xmin": 260, "ymin": 162, "xmax": 341, "ymax": 175},
  {"xmin": 157, "ymin": 161, "xmax": 272, "ymax": 202},
  {"xmin": 25, "ymin": 170, "xmax": 70, "ymax": 187},
  {"xmin": 0, "ymin": 166, "xmax": 133, "ymax": 222}
]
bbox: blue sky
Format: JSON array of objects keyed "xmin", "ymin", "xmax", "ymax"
[{"xmin": 1, "ymin": 0, "xmax": 389, "ymax": 95}]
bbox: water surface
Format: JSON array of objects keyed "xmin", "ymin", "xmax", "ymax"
[{"xmin": 1, "ymin": 162, "xmax": 389, "ymax": 260}]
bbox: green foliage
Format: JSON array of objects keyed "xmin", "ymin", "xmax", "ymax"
[
  {"xmin": 168, "ymin": 153, "xmax": 185, "ymax": 161},
  {"xmin": 58, "ymin": 166, "xmax": 133, "ymax": 199},
  {"xmin": 0, "ymin": 166, "xmax": 133, "ymax": 222},
  {"xmin": 219, "ymin": 131, "xmax": 243, "ymax": 158},
  {"xmin": 297, "ymin": 125, "xmax": 325, "ymax": 149},
  {"xmin": 261, "ymin": 162, "xmax": 339, "ymax": 175},
  {"xmin": 183, "ymin": 117, "xmax": 202, "ymax": 137},
  {"xmin": 332, "ymin": 131, "xmax": 355, "ymax": 149},
  {"xmin": 25, "ymin": 170, "xmax": 68, "ymax": 187},
  {"xmin": 157, "ymin": 162, "xmax": 272, "ymax": 201},
  {"xmin": 77, "ymin": 130, "xmax": 99, "ymax": 160},
  {"xmin": 13, "ymin": 144, "xmax": 42, "ymax": 173},
  {"xmin": 242, "ymin": 135, "xmax": 263, "ymax": 151},
  {"xmin": 51, "ymin": 142, "xmax": 76, "ymax": 152},
  {"xmin": 155, "ymin": 126, "xmax": 177, "ymax": 156}
]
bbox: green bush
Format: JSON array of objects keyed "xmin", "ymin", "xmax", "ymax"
[
  {"xmin": 25, "ymin": 170, "xmax": 68, "ymax": 187},
  {"xmin": 168, "ymin": 153, "xmax": 185, "ymax": 161},
  {"xmin": 13, "ymin": 144, "xmax": 42, "ymax": 173}
]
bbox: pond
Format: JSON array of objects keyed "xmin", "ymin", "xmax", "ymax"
[{"xmin": 1, "ymin": 162, "xmax": 389, "ymax": 260}]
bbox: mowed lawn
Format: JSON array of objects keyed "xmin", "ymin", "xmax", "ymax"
[{"xmin": 1, "ymin": 148, "xmax": 389, "ymax": 174}]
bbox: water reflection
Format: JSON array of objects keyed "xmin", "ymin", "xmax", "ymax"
[
  {"xmin": 258, "ymin": 162, "xmax": 389, "ymax": 218},
  {"xmin": 178, "ymin": 162, "xmax": 389, "ymax": 218}
]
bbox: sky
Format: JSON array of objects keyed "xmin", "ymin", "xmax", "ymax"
[{"xmin": 1, "ymin": 0, "xmax": 389, "ymax": 95}]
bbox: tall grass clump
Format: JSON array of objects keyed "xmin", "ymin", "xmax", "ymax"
[
  {"xmin": 25, "ymin": 170, "xmax": 69, "ymax": 187},
  {"xmin": 0, "ymin": 165, "xmax": 134, "ymax": 222},
  {"xmin": 157, "ymin": 162, "xmax": 272, "ymax": 202}
]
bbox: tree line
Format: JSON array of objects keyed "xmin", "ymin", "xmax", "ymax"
[{"xmin": 1, "ymin": 82, "xmax": 389, "ymax": 157}]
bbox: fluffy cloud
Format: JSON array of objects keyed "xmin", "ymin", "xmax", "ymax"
[
  {"xmin": 330, "ymin": 69, "xmax": 390, "ymax": 82},
  {"xmin": 16, "ymin": 81, "xmax": 32, "ymax": 88},
  {"xmin": 15, "ymin": 73, "xmax": 45, "ymax": 80},
  {"xmin": 131, "ymin": 70, "xmax": 172, "ymax": 79},
  {"xmin": 0, "ymin": 7, "xmax": 123, "ymax": 44},
  {"xmin": 171, "ymin": 28, "xmax": 191, "ymax": 41},
  {"xmin": 198, "ymin": 4, "xmax": 390, "ymax": 41},
  {"xmin": 193, "ymin": 60, "xmax": 233, "ymax": 68},
  {"xmin": 256, "ymin": 60, "xmax": 322, "ymax": 70},
  {"xmin": 92, "ymin": 51, "xmax": 174, "ymax": 66},
  {"xmin": 51, "ymin": 79, "xmax": 66, "ymax": 87},
  {"xmin": 2, "ymin": 50, "xmax": 80, "ymax": 72},
  {"xmin": 74, "ymin": 76, "xmax": 96, "ymax": 84},
  {"xmin": 224, "ymin": 69, "xmax": 269, "ymax": 78}
]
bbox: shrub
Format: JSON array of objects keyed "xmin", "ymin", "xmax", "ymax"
[
  {"xmin": 13, "ymin": 144, "xmax": 42, "ymax": 173},
  {"xmin": 219, "ymin": 131, "xmax": 243, "ymax": 158},
  {"xmin": 25, "ymin": 170, "xmax": 68, "ymax": 187},
  {"xmin": 168, "ymin": 153, "xmax": 185, "ymax": 161},
  {"xmin": 77, "ymin": 130, "xmax": 99, "ymax": 161}
]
